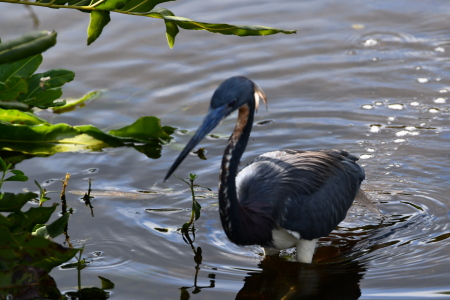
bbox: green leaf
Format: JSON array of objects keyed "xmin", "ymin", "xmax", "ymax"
[
  {"xmin": 109, "ymin": 116, "xmax": 174, "ymax": 142},
  {"xmin": 39, "ymin": 69, "xmax": 75, "ymax": 89},
  {"xmin": 0, "ymin": 192, "xmax": 37, "ymax": 213},
  {"xmin": 0, "ymin": 214, "xmax": 12, "ymax": 229},
  {"xmin": 18, "ymin": 69, "xmax": 74, "ymax": 108},
  {"xmin": 25, "ymin": 88, "xmax": 65, "ymax": 109},
  {"xmin": 87, "ymin": 10, "xmax": 111, "ymax": 45},
  {"xmin": 180, "ymin": 288, "xmax": 190, "ymax": 300},
  {"xmin": 0, "ymin": 122, "xmax": 121, "ymax": 155},
  {"xmin": 0, "ymin": 117, "xmax": 174, "ymax": 157},
  {"xmin": 4, "ymin": 169, "xmax": 28, "ymax": 182},
  {"xmin": 8, "ymin": 170, "xmax": 25, "ymax": 176},
  {"xmin": 0, "ymin": 31, "xmax": 57, "ymax": 64},
  {"xmin": 193, "ymin": 200, "xmax": 201, "ymax": 221},
  {"xmin": 165, "ymin": 20, "xmax": 179, "ymax": 49},
  {"xmin": 0, "ymin": 76, "xmax": 28, "ymax": 101},
  {"xmin": 0, "ymin": 108, "xmax": 48, "ymax": 125},
  {"xmin": 0, "ymin": 226, "xmax": 79, "ymax": 272},
  {"xmin": 145, "ymin": 7, "xmax": 177, "ymax": 47},
  {"xmin": 132, "ymin": 142, "xmax": 162, "ymax": 159},
  {"xmin": 0, "ymin": 54, "xmax": 43, "ymax": 82},
  {"xmin": 98, "ymin": 276, "xmax": 115, "ymax": 290},
  {"xmin": 34, "ymin": 180, "xmax": 51, "ymax": 206},
  {"xmin": 0, "ymin": 156, "xmax": 6, "ymax": 172},
  {"xmin": 33, "ymin": 212, "xmax": 69, "ymax": 238},
  {"xmin": 66, "ymin": 287, "xmax": 110, "ymax": 299},
  {"xmin": 60, "ymin": 260, "xmax": 89, "ymax": 269},
  {"xmin": 8, "ymin": 205, "xmax": 57, "ymax": 233},
  {"xmin": 121, "ymin": 0, "xmax": 174, "ymax": 12},
  {"xmin": 0, "ymin": 100, "xmax": 29, "ymax": 110},
  {"xmin": 90, "ymin": 0, "xmax": 128, "ymax": 10},
  {"xmin": 0, "ymin": 265, "xmax": 62, "ymax": 299},
  {"xmin": 52, "ymin": 90, "xmax": 104, "ymax": 114},
  {"xmin": 181, "ymin": 222, "xmax": 191, "ymax": 232},
  {"xmin": 5, "ymin": 175, "xmax": 29, "ymax": 182},
  {"xmin": 145, "ymin": 7, "xmax": 296, "ymax": 47},
  {"xmin": 164, "ymin": 15, "xmax": 297, "ymax": 36},
  {"xmin": 32, "ymin": 223, "xmax": 46, "ymax": 232},
  {"xmin": 39, "ymin": 0, "xmax": 72, "ymax": 5}
]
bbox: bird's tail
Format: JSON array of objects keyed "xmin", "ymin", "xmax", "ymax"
[{"xmin": 355, "ymin": 190, "xmax": 385, "ymax": 219}]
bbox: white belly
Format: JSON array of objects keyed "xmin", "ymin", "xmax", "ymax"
[{"xmin": 271, "ymin": 228, "xmax": 301, "ymax": 250}]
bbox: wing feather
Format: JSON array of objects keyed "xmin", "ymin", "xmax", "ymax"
[{"xmin": 236, "ymin": 149, "xmax": 364, "ymax": 241}]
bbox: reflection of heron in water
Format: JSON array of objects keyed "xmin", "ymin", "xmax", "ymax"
[
  {"xmin": 236, "ymin": 255, "xmax": 365, "ymax": 300},
  {"xmin": 165, "ymin": 76, "xmax": 369, "ymax": 263}
]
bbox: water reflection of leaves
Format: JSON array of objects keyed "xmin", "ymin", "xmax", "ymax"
[
  {"xmin": 62, "ymin": 247, "xmax": 115, "ymax": 299},
  {"xmin": 82, "ymin": 178, "xmax": 95, "ymax": 217},
  {"xmin": 179, "ymin": 239, "xmax": 216, "ymax": 299}
]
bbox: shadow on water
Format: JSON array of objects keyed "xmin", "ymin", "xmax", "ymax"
[
  {"xmin": 236, "ymin": 256, "xmax": 365, "ymax": 300},
  {"xmin": 234, "ymin": 207, "xmax": 435, "ymax": 299}
]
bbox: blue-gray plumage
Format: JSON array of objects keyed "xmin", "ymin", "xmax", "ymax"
[{"xmin": 164, "ymin": 76, "xmax": 365, "ymax": 263}]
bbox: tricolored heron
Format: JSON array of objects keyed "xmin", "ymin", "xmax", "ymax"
[{"xmin": 164, "ymin": 76, "xmax": 365, "ymax": 263}]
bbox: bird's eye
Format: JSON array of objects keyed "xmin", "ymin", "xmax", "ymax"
[{"xmin": 228, "ymin": 99, "xmax": 237, "ymax": 107}]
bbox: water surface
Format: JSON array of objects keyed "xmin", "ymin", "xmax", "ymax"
[{"xmin": 1, "ymin": 0, "xmax": 449, "ymax": 298}]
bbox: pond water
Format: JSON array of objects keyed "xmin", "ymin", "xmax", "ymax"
[{"xmin": 1, "ymin": 0, "xmax": 450, "ymax": 299}]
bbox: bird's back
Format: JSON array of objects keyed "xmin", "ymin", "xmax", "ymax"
[{"xmin": 235, "ymin": 149, "xmax": 365, "ymax": 243}]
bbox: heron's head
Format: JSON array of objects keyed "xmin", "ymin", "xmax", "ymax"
[
  {"xmin": 210, "ymin": 76, "xmax": 267, "ymax": 115},
  {"xmin": 164, "ymin": 76, "xmax": 266, "ymax": 181}
]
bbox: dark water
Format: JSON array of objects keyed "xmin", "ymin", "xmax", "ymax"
[{"xmin": 1, "ymin": 0, "xmax": 450, "ymax": 299}]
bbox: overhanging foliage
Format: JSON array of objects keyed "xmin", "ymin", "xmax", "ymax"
[{"xmin": 0, "ymin": 0, "xmax": 297, "ymax": 48}]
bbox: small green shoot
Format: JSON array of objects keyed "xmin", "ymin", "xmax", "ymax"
[
  {"xmin": 35, "ymin": 180, "xmax": 51, "ymax": 206},
  {"xmin": 75, "ymin": 246, "xmax": 88, "ymax": 292},
  {"xmin": 0, "ymin": 157, "xmax": 28, "ymax": 190},
  {"xmin": 176, "ymin": 173, "xmax": 211, "ymax": 243}
]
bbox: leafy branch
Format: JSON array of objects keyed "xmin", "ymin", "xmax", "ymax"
[
  {"xmin": 0, "ymin": 31, "xmax": 175, "ymax": 160},
  {"xmin": 1, "ymin": 0, "xmax": 296, "ymax": 48}
]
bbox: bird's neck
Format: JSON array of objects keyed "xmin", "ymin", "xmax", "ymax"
[{"xmin": 218, "ymin": 103, "xmax": 254, "ymax": 240}]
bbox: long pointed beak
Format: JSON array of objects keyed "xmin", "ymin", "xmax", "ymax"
[{"xmin": 164, "ymin": 106, "xmax": 228, "ymax": 181}]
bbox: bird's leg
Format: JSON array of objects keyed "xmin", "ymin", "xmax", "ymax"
[
  {"xmin": 263, "ymin": 247, "xmax": 280, "ymax": 257},
  {"xmin": 295, "ymin": 239, "xmax": 318, "ymax": 263}
]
